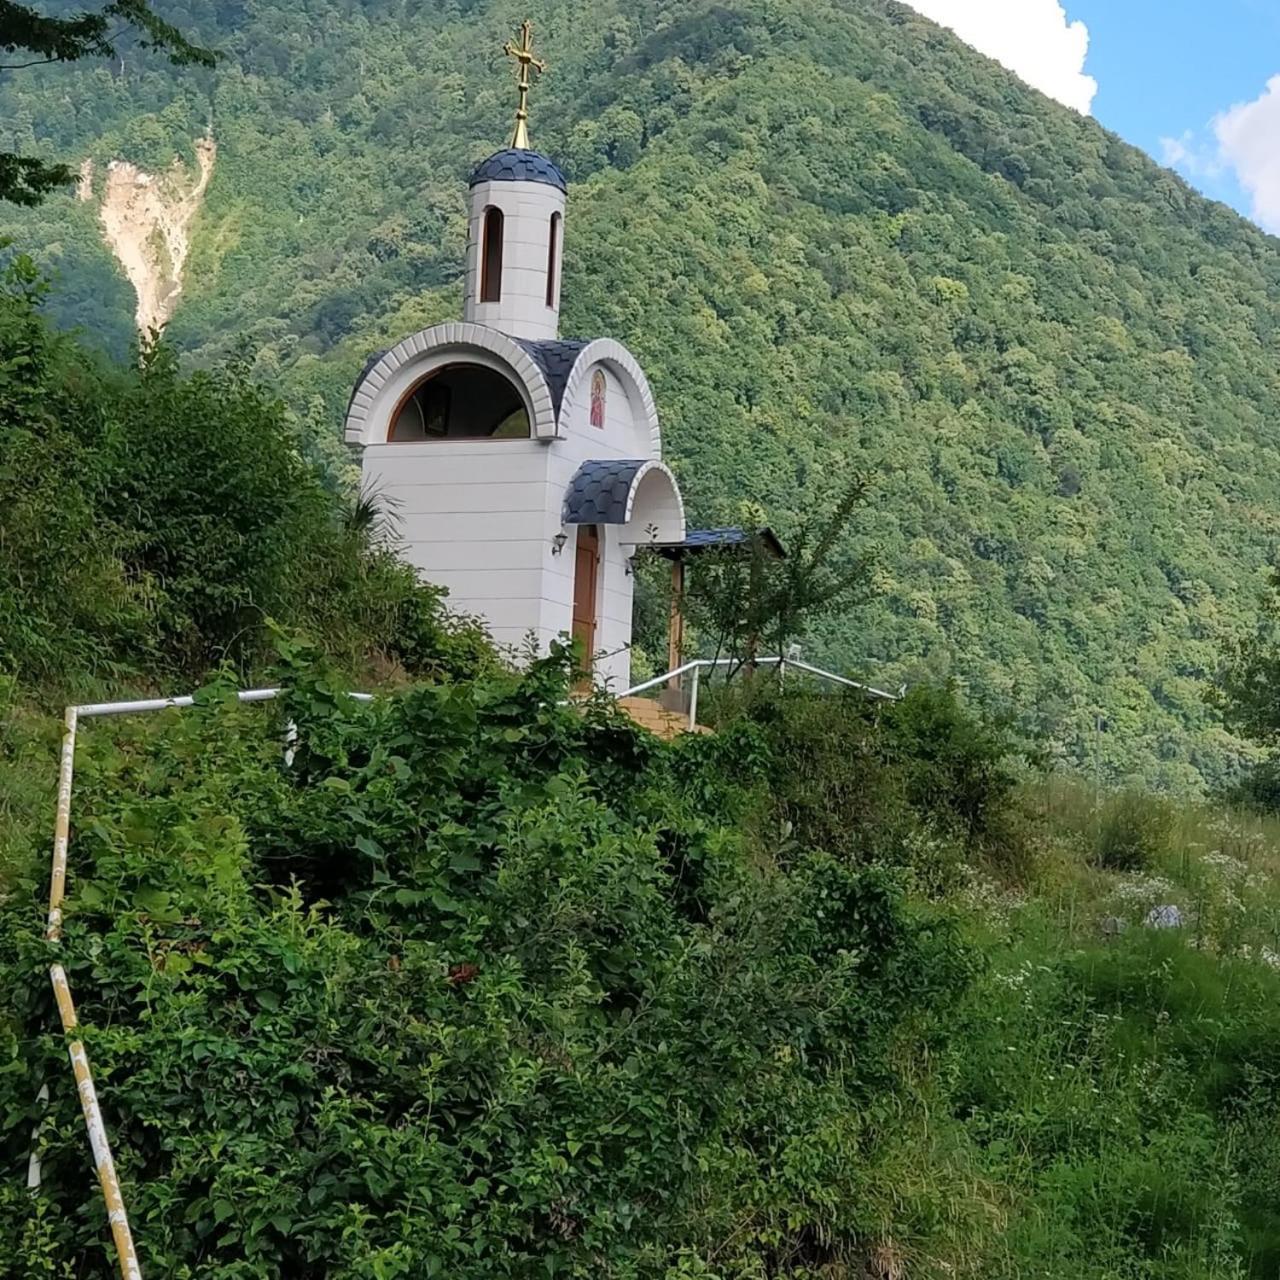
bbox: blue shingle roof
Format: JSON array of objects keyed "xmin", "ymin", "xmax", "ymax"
[
  {"xmin": 514, "ymin": 338, "xmax": 588, "ymax": 416},
  {"xmin": 655, "ymin": 527, "xmax": 787, "ymax": 560},
  {"xmin": 563, "ymin": 459, "xmax": 652, "ymax": 525},
  {"xmin": 680, "ymin": 528, "xmax": 753, "ymax": 549},
  {"xmin": 469, "ymin": 148, "xmax": 567, "ymax": 192}
]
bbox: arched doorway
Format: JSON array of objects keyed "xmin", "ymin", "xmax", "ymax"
[{"xmin": 571, "ymin": 524, "xmax": 599, "ymax": 668}]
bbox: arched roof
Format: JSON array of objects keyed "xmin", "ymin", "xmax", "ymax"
[
  {"xmin": 469, "ymin": 148, "xmax": 567, "ymax": 192},
  {"xmin": 345, "ymin": 328, "xmax": 664, "ymax": 453},
  {"xmin": 343, "ymin": 322, "xmax": 559, "ymax": 444},
  {"xmin": 562, "ymin": 458, "xmax": 685, "ymax": 545},
  {"xmin": 557, "ymin": 338, "xmax": 662, "ymax": 454},
  {"xmin": 513, "ymin": 338, "xmax": 588, "ymax": 416}
]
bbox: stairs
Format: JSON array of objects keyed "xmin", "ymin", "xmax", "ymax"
[{"xmin": 617, "ymin": 696, "xmax": 709, "ymax": 741}]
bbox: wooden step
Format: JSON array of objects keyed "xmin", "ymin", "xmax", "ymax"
[{"xmin": 617, "ymin": 696, "xmax": 710, "ymax": 741}]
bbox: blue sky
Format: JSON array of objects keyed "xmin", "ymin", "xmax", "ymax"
[
  {"xmin": 903, "ymin": 0, "xmax": 1280, "ymax": 235},
  {"xmin": 1075, "ymin": 0, "xmax": 1279, "ymax": 221}
]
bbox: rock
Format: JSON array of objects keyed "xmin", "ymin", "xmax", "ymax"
[
  {"xmin": 1100, "ymin": 915, "xmax": 1128, "ymax": 939},
  {"xmin": 1144, "ymin": 904, "xmax": 1183, "ymax": 929}
]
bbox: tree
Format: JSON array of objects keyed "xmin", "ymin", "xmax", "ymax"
[
  {"xmin": 0, "ymin": 1, "xmax": 215, "ymax": 204},
  {"xmin": 1214, "ymin": 575, "xmax": 1280, "ymax": 750},
  {"xmin": 685, "ymin": 472, "xmax": 876, "ymax": 675},
  {"xmin": 1210, "ymin": 576, "xmax": 1280, "ymax": 810}
]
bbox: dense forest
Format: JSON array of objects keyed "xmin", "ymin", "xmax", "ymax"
[{"xmin": 4, "ymin": 0, "xmax": 1280, "ymax": 790}]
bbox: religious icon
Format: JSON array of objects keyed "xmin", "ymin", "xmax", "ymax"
[{"xmin": 590, "ymin": 370, "xmax": 606, "ymax": 429}]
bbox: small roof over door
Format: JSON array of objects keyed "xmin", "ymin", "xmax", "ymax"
[{"xmin": 561, "ymin": 458, "xmax": 685, "ymax": 546}]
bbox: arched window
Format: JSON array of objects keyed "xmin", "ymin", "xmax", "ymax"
[
  {"xmin": 480, "ymin": 207, "xmax": 504, "ymax": 303},
  {"xmin": 546, "ymin": 212, "xmax": 561, "ymax": 308},
  {"xmin": 389, "ymin": 363, "xmax": 530, "ymax": 442}
]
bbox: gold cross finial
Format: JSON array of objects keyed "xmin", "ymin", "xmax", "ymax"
[{"xmin": 503, "ymin": 19, "xmax": 546, "ymax": 150}]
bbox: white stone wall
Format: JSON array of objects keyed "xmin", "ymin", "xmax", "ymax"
[
  {"xmin": 558, "ymin": 357, "xmax": 656, "ymax": 458},
  {"xmin": 361, "ymin": 439, "xmax": 564, "ymax": 662},
  {"xmin": 350, "ymin": 331, "xmax": 677, "ymax": 691},
  {"xmin": 463, "ymin": 178, "xmax": 565, "ymax": 341},
  {"xmin": 540, "ymin": 355, "xmax": 674, "ymax": 688}
]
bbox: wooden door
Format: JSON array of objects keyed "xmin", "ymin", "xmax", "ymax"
[{"xmin": 571, "ymin": 524, "xmax": 599, "ymax": 669}]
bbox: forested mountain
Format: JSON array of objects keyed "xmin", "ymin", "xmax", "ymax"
[{"xmin": 5, "ymin": 0, "xmax": 1280, "ymax": 789}]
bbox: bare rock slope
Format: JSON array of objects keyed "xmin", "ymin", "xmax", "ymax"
[{"xmin": 80, "ymin": 136, "xmax": 215, "ymax": 334}]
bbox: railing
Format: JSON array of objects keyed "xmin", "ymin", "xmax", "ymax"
[
  {"xmin": 38, "ymin": 686, "xmax": 373, "ymax": 1280},
  {"xmin": 619, "ymin": 656, "xmax": 903, "ymax": 731}
]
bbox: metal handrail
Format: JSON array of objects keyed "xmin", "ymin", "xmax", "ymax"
[
  {"xmin": 784, "ymin": 659, "xmax": 902, "ymax": 702},
  {"xmin": 40, "ymin": 686, "xmax": 372, "ymax": 1280},
  {"xmin": 614, "ymin": 660, "xmax": 706, "ymax": 700},
  {"xmin": 617, "ymin": 655, "xmax": 902, "ymax": 730}
]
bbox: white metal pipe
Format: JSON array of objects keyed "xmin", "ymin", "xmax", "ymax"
[
  {"xmin": 44, "ymin": 682, "xmax": 372, "ymax": 1278},
  {"xmin": 621, "ymin": 655, "xmax": 899, "ymax": 703},
  {"xmin": 785, "ymin": 659, "xmax": 900, "ymax": 700},
  {"xmin": 688, "ymin": 664, "xmax": 701, "ymax": 730},
  {"xmin": 618, "ymin": 660, "xmax": 705, "ymax": 700},
  {"xmin": 50, "ymin": 964, "xmax": 142, "ymax": 1280},
  {"xmin": 44, "ymin": 706, "xmax": 142, "ymax": 1279},
  {"xmin": 46, "ymin": 705, "xmax": 77, "ymax": 943},
  {"xmin": 75, "ymin": 688, "xmax": 373, "ymax": 719},
  {"xmin": 25, "ymin": 1083, "xmax": 49, "ymax": 1189}
]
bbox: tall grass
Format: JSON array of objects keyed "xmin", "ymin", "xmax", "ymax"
[{"xmin": 950, "ymin": 773, "xmax": 1280, "ymax": 1276}]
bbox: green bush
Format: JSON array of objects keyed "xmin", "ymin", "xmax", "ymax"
[
  {"xmin": 880, "ymin": 684, "xmax": 1022, "ymax": 853},
  {"xmin": 1095, "ymin": 790, "xmax": 1177, "ymax": 872},
  {"xmin": 715, "ymin": 677, "xmax": 1021, "ymax": 889},
  {"xmin": 1220, "ymin": 757, "xmax": 1280, "ymax": 817},
  {"xmin": 0, "ymin": 643, "xmax": 976, "ymax": 1278},
  {"xmin": 0, "ymin": 254, "xmax": 485, "ymax": 694}
]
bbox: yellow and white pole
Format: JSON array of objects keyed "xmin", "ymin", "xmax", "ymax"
[{"xmin": 45, "ymin": 705, "xmax": 144, "ymax": 1280}]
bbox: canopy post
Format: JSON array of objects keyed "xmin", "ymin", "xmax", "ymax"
[{"xmin": 667, "ymin": 558, "xmax": 686, "ymax": 692}]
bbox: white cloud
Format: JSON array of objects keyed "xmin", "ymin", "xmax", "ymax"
[
  {"xmin": 1213, "ymin": 76, "xmax": 1280, "ymax": 234},
  {"xmin": 903, "ymin": 0, "xmax": 1098, "ymax": 115},
  {"xmin": 1158, "ymin": 131, "xmax": 1222, "ymax": 180},
  {"xmin": 1162, "ymin": 77, "xmax": 1280, "ymax": 235}
]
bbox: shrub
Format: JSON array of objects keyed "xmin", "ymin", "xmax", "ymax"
[
  {"xmin": 879, "ymin": 683, "xmax": 1020, "ymax": 852},
  {"xmin": 1095, "ymin": 790, "xmax": 1177, "ymax": 872},
  {"xmin": 1221, "ymin": 757, "xmax": 1280, "ymax": 816},
  {"xmin": 720, "ymin": 677, "xmax": 1022, "ymax": 889},
  {"xmin": 0, "ymin": 255, "xmax": 480, "ymax": 693},
  {"xmin": 0, "ymin": 644, "xmax": 976, "ymax": 1278},
  {"xmin": 0, "ymin": 254, "xmax": 146, "ymax": 685}
]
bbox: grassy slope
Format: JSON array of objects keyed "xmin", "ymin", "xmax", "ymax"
[{"xmin": 2, "ymin": 0, "xmax": 1280, "ymax": 788}]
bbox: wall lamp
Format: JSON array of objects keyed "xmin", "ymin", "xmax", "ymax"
[{"xmin": 551, "ymin": 531, "xmax": 568, "ymax": 556}]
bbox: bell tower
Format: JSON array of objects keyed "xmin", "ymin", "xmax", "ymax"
[{"xmin": 462, "ymin": 21, "xmax": 566, "ymax": 342}]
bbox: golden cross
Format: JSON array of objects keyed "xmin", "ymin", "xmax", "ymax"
[{"xmin": 503, "ymin": 19, "xmax": 546, "ymax": 150}]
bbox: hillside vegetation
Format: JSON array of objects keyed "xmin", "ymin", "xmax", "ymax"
[
  {"xmin": 12, "ymin": 618, "xmax": 1280, "ymax": 1277},
  {"xmin": 13, "ymin": 4, "xmax": 1280, "ymax": 1276},
  {"xmin": 5, "ymin": 0, "xmax": 1280, "ymax": 788}
]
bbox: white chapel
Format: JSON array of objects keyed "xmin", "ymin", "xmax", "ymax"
[{"xmin": 343, "ymin": 22, "xmax": 686, "ymax": 689}]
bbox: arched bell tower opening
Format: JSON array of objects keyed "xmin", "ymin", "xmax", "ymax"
[
  {"xmin": 480, "ymin": 208, "xmax": 504, "ymax": 303},
  {"xmin": 546, "ymin": 212, "xmax": 561, "ymax": 308},
  {"xmin": 388, "ymin": 362, "xmax": 531, "ymax": 442}
]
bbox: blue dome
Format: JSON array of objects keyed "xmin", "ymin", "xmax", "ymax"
[{"xmin": 469, "ymin": 148, "xmax": 566, "ymax": 192}]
